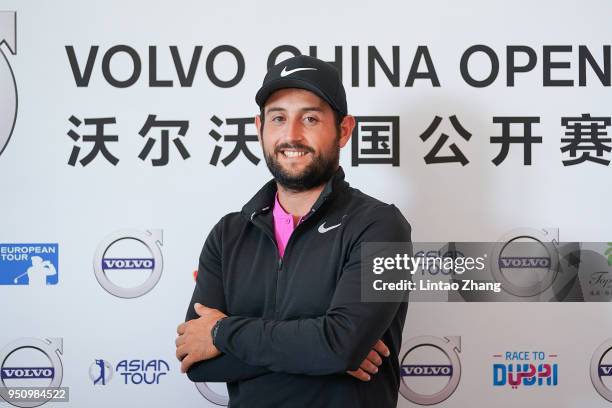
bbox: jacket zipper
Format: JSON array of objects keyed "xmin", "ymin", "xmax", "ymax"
[
  {"xmin": 251, "ymin": 195, "xmax": 330, "ymax": 317},
  {"xmin": 251, "ymin": 216, "xmax": 282, "ymax": 316},
  {"xmin": 272, "ymin": 197, "xmax": 331, "ymax": 317}
]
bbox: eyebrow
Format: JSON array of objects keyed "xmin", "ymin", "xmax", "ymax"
[{"xmin": 265, "ymin": 107, "xmax": 324, "ymax": 115}]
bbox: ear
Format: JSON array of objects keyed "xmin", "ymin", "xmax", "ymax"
[
  {"xmin": 338, "ymin": 115, "xmax": 355, "ymax": 148},
  {"xmin": 254, "ymin": 114, "xmax": 262, "ymax": 143}
]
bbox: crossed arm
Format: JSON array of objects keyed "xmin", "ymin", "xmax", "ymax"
[{"xmin": 175, "ymin": 206, "xmax": 411, "ymax": 382}]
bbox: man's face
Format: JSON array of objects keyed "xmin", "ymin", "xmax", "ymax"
[{"xmin": 255, "ymin": 88, "xmax": 353, "ymax": 192}]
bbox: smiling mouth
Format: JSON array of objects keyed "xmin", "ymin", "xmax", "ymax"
[{"xmin": 278, "ymin": 149, "xmax": 310, "ymax": 158}]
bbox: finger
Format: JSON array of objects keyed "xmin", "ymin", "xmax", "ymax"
[
  {"xmin": 366, "ymin": 349, "xmax": 383, "ymax": 366},
  {"xmin": 175, "ymin": 335, "xmax": 185, "ymax": 348},
  {"xmin": 373, "ymin": 339, "xmax": 390, "ymax": 357},
  {"xmin": 176, "ymin": 345, "xmax": 188, "ymax": 362},
  {"xmin": 194, "ymin": 303, "xmax": 213, "ymax": 317},
  {"xmin": 195, "ymin": 303, "xmax": 212, "ymax": 311},
  {"xmin": 193, "ymin": 303, "xmax": 205, "ymax": 316},
  {"xmin": 346, "ymin": 368, "xmax": 371, "ymax": 382},
  {"xmin": 359, "ymin": 359, "xmax": 379, "ymax": 375},
  {"xmin": 177, "ymin": 323, "xmax": 186, "ymax": 335},
  {"xmin": 181, "ymin": 354, "xmax": 195, "ymax": 373}
]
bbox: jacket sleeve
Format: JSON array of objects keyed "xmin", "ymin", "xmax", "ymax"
[
  {"xmin": 185, "ymin": 217, "xmax": 270, "ymax": 382},
  {"xmin": 213, "ymin": 205, "xmax": 412, "ymax": 375}
]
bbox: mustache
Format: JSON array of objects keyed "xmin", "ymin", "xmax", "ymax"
[{"xmin": 274, "ymin": 143, "xmax": 315, "ymax": 154}]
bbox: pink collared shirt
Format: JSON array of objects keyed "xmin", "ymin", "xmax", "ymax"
[{"xmin": 272, "ymin": 193, "xmax": 303, "ymax": 258}]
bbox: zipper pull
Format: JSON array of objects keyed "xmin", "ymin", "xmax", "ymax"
[{"xmin": 302, "ymin": 208, "xmax": 316, "ymax": 222}]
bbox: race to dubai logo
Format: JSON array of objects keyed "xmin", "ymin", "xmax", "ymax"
[
  {"xmin": 0, "ymin": 11, "xmax": 17, "ymax": 159},
  {"xmin": 492, "ymin": 351, "xmax": 558, "ymax": 388},
  {"xmin": 399, "ymin": 336, "xmax": 461, "ymax": 405}
]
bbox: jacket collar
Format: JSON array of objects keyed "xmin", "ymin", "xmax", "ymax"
[{"xmin": 242, "ymin": 166, "xmax": 348, "ymax": 221}]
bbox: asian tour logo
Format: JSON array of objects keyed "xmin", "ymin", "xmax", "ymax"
[
  {"xmin": 0, "ymin": 338, "xmax": 63, "ymax": 408},
  {"xmin": 0, "ymin": 11, "xmax": 17, "ymax": 159},
  {"xmin": 493, "ymin": 351, "xmax": 558, "ymax": 388},
  {"xmin": 0, "ymin": 244, "xmax": 59, "ymax": 286},
  {"xmin": 89, "ymin": 359, "xmax": 113, "ymax": 385},
  {"xmin": 93, "ymin": 229, "xmax": 163, "ymax": 298},
  {"xmin": 89, "ymin": 358, "xmax": 169, "ymax": 386},
  {"xmin": 399, "ymin": 336, "xmax": 461, "ymax": 405}
]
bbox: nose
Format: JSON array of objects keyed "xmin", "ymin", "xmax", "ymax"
[{"xmin": 284, "ymin": 115, "xmax": 304, "ymax": 144}]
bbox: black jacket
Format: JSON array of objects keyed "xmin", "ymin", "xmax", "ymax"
[{"xmin": 185, "ymin": 167, "xmax": 411, "ymax": 408}]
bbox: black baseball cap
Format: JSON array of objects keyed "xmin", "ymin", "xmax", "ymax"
[{"xmin": 255, "ymin": 55, "xmax": 347, "ymax": 117}]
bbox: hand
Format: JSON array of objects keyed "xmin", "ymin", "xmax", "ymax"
[
  {"xmin": 346, "ymin": 339, "xmax": 390, "ymax": 381},
  {"xmin": 175, "ymin": 303, "xmax": 227, "ymax": 373}
]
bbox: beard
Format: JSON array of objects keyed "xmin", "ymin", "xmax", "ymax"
[{"xmin": 263, "ymin": 140, "xmax": 339, "ymax": 192}]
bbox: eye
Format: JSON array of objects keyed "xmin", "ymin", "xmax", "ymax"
[
  {"xmin": 304, "ymin": 116, "xmax": 319, "ymax": 124},
  {"xmin": 271, "ymin": 116, "xmax": 285, "ymax": 123}
]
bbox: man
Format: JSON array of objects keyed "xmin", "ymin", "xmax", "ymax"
[{"xmin": 176, "ymin": 55, "xmax": 411, "ymax": 407}]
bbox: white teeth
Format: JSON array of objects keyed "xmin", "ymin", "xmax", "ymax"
[{"xmin": 283, "ymin": 151, "xmax": 307, "ymax": 158}]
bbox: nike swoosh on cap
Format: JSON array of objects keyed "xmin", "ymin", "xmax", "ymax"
[{"xmin": 280, "ymin": 66, "xmax": 318, "ymax": 77}]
